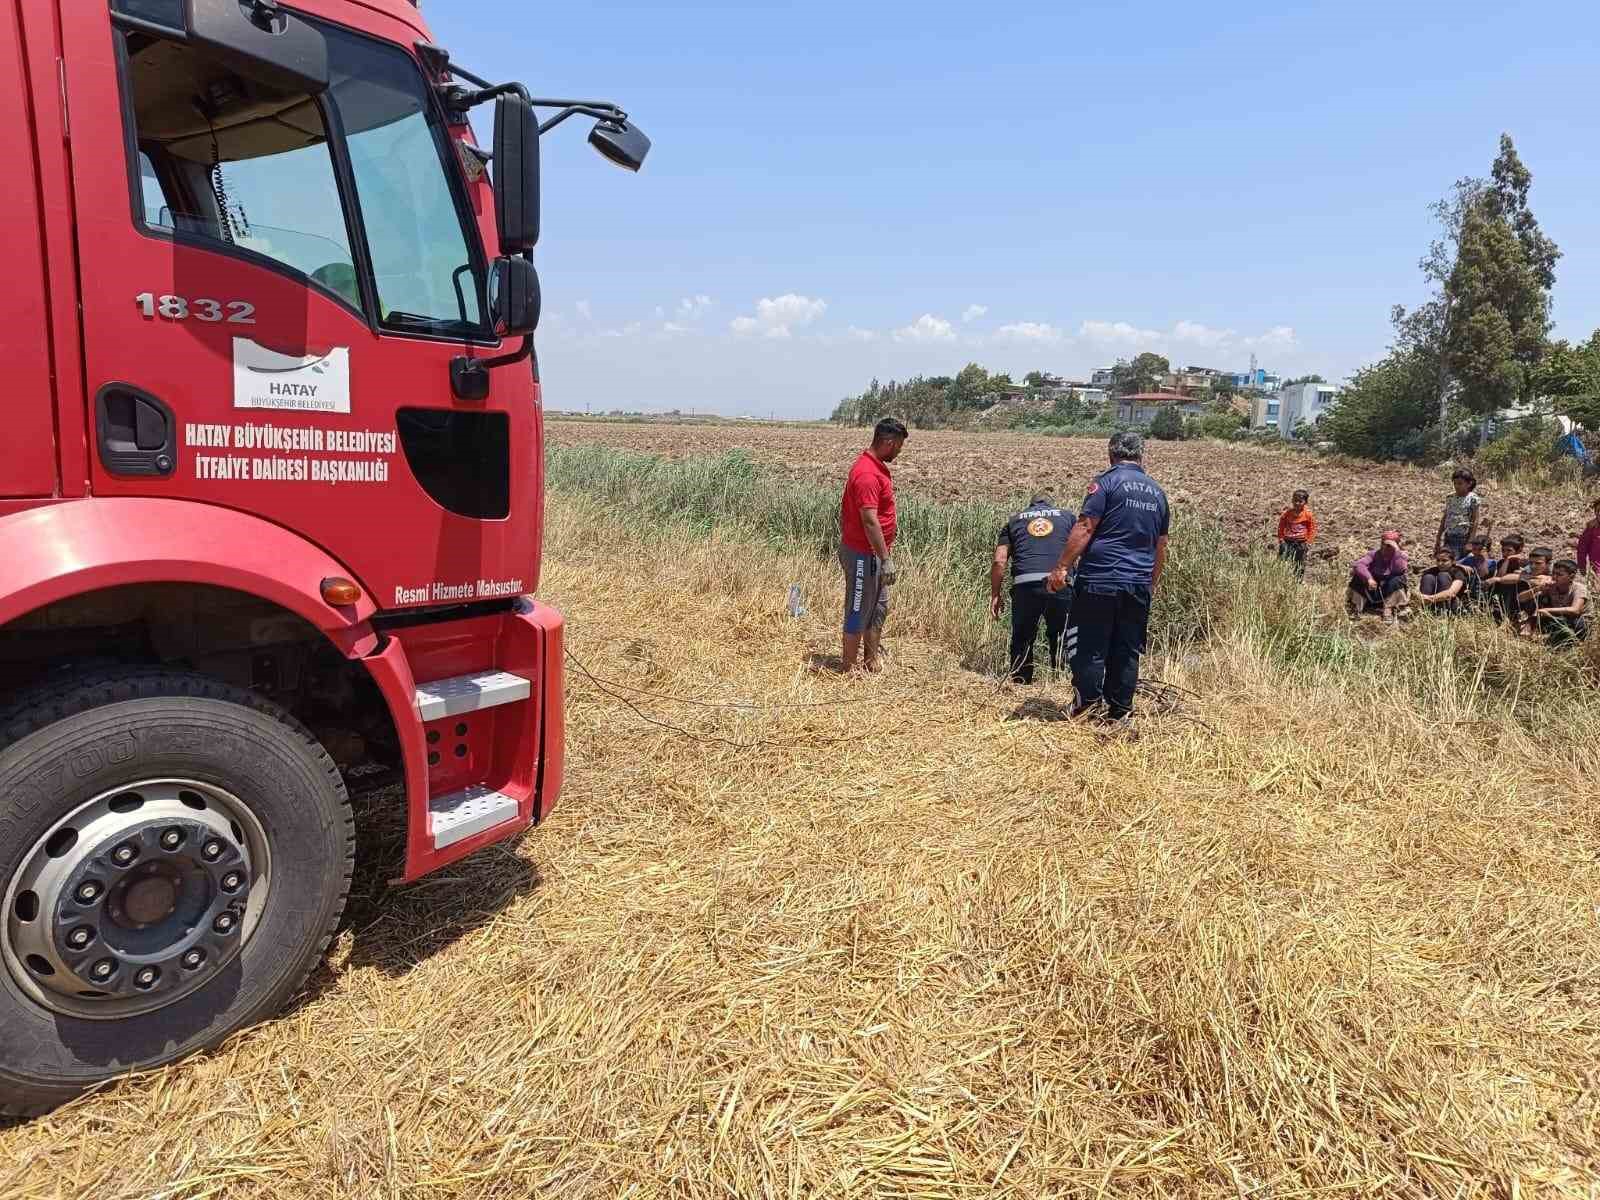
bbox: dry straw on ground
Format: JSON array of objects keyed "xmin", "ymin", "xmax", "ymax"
[{"xmin": 3, "ymin": 499, "xmax": 1599, "ymax": 1198}]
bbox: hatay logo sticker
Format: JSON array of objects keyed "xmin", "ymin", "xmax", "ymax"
[
  {"xmin": 1027, "ymin": 518, "xmax": 1055, "ymax": 537},
  {"xmin": 233, "ymin": 337, "xmax": 351, "ymax": 414}
]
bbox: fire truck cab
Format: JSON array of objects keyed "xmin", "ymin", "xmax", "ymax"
[{"xmin": 0, "ymin": 0, "xmax": 645, "ymax": 1114}]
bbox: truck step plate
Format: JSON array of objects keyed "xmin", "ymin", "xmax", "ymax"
[
  {"xmin": 429, "ymin": 785, "xmax": 519, "ymax": 850},
  {"xmin": 414, "ymin": 670, "xmax": 531, "ymax": 721}
]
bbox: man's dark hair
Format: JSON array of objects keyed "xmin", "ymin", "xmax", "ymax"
[
  {"xmin": 1503, "ymin": 534, "xmax": 1525, "ymax": 549},
  {"xmin": 1451, "ymin": 468, "xmax": 1477, "ymax": 488},
  {"xmin": 1292, "ymin": 489, "xmax": 1309, "ymax": 504},
  {"xmin": 1531, "ymin": 546, "xmax": 1554, "ymax": 561},
  {"xmin": 1554, "ymin": 558, "xmax": 1579, "ymax": 573},
  {"xmin": 1108, "ymin": 431, "xmax": 1144, "ymax": 463},
  {"xmin": 872, "ymin": 418, "xmax": 909, "ymax": 445},
  {"xmin": 1030, "ymin": 493, "xmax": 1055, "ymax": 508},
  {"xmin": 1470, "ymin": 533, "xmax": 1490, "ymax": 546}
]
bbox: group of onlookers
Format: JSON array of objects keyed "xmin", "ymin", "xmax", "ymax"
[{"xmin": 1276, "ymin": 471, "xmax": 1595, "ymax": 647}]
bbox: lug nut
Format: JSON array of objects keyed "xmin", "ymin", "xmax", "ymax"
[
  {"xmin": 213, "ymin": 912, "xmax": 236, "ymax": 935},
  {"xmin": 67, "ymin": 926, "xmax": 94, "ymax": 950},
  {"xmin": 135, "ymin": 966, "xmax": 160, "ymax": 988},
  {"xmin": 181, "ymin": 948, "xmax": 205, "ymax": 970},
  {"xmin": 202, "ymin": 840, "xmax": 224, "ymax": 861},
  {"xmin": 221, "ymin": 872, "xmax": 243, "ymax": 892},
  {"xmin": 160, "ymin": 828, "xmax": 185, "ymax": 851},
  {"xmin": 75, "ymin": 881, "xmax": 103, "ymax": 904},
  {"xmin": 112, "ymin": 843, "xmax": 138, "ymax": 866},
  {"xmin": 90, "ymin": 958, "xmax": 117, "ymax": 981}
]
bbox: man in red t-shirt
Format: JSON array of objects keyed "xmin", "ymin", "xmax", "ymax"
[{"xmin": 839, "ymin": 418, "xmax": 908, "ymax": 671}]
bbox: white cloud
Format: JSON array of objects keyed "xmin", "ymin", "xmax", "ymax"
[
  {"xmin": 846, "ymin": 326, "xmax": 879, "ymax": 342},
  {"xmin": 1080, "ymin": 318, "xmax": 1300, "ymax": 359},
  {"xmin": 1079, "ymin": 319, "xmax": 1163, "ymax": 345},
  {"xmin": 962, "ymin": 304, "xmax": 989, "ymax": 323},
  {"xmin": 661, "ymin": 321, "xmax": 692, "ymax": 335},
  {"xmin": 599, "ymin": 321, "xmax": 641, "ymax": 339},
  {"xmin": 1244, "ymin": 325, "xmax": 1298, "ymax": 351},
  {"xmin": 995, "ymin": 321, "xmax": 1063, "ymax": 344},
  {"xmin": 730, "ymin": 293, "xmax": 827, "ymax": 339},
  {"xmin": 677, "ymin": 294, "xmax": 715, "ymax": 320},
  {"xmin": 1173, "ymin": 320, "xmax": 1236, "ymax": 348},
  {"xmin": 575, "ymin": 300, "xmax": 593, "ymax": 320},
  {"xmin": 892, "ymin": 314, "xmax": 956, "ymax": 343},
  {"xmin": 653, "ymin": 305, "xmax": 666, "ymax": 320}
]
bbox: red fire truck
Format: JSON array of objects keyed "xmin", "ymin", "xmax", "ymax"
[{"xmin": 0, "ymin": 0, "xmax": 647, "ymax": 1114}]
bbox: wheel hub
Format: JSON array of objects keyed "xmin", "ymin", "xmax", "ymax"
[{"xmin": 3, "ymin": 780, "xmax": 271, "ymax": 1020}]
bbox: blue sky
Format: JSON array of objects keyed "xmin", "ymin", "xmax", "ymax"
[{"xmin": 426, "ymin": 0, "xmax": 1600, "ymax": 417}]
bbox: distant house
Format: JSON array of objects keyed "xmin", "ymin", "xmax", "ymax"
[
  {"xmin": 1248, "ymin": 393, "xmax": 1282, "ymax": 431},
  {"xmin": 1274, "ymin": 381, "xmax": 1338, "ymax": 436},
  {"xmin": 1117, "ymin": 392, "xmax": 1206, "ymax": 426}
]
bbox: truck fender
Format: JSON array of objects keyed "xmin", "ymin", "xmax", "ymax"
[{"xmin": 0, "ymin": 498, "xmax": 379, "ymax": 655}]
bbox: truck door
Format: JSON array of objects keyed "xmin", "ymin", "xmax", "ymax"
[
  {"xmin": 62, "ymin": 5, "xmax": 538, "ymax": 607},
  {"xmin": 0, "ymin": 2, "xmax": 59, "ymax": 498}
]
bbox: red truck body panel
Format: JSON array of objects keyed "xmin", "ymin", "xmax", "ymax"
[{"xmin": 0, "ymin": 0, "xmax": 565, "ymax": 881}]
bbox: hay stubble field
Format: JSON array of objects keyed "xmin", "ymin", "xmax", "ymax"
[{"xmin": 3, "ymin": 421, "xmax": 1599, "ymax": 1198}]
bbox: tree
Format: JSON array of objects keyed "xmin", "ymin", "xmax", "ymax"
[
  {"xmin": 1534, "ymin": 331, "xmax": 1600, "ymax": 429},
  {"xmin": 949, "ymin": 362, "xmax": 990, "ymax": 410},
  {"xmin": 1283, "ymin": 374, "xmax": 1325, "ymax": 386},
  {"xmin": 1148, "ymin": 405, "xmax": 1183, "ymax": 441},
  {"xmin": 1111, "ymin": 352, "xmax": 1170, "ymax": 396},
  {"xmin": 1440, "ymin": 135, "xmax": 1559, "ymax": 419},
  {"xmin": 1320, "ymin": 349, "xmax": 1437, "ymax": 461},
  {"xmin": 1023, "ymin": 370, "xmax": 1048, "ymax": 387}
]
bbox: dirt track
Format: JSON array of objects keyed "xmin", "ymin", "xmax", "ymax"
[{"xmin": 550, "ymin": 419, "xmax": 1594, "ymax": 561}]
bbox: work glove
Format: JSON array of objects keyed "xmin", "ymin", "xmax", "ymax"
[{"xmin": 879, "ymin": 558, "xmax": 897, "ymax": 585}]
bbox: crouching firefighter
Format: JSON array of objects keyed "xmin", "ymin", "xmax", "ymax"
[{"xmin": 991, "ymin": 494, "xmax": 1077, "ymax": 683}]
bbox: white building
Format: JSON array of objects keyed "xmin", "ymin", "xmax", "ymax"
[{"xmin": 1274, "ymin": 381, "xmax": 1338, "ymax": 436}]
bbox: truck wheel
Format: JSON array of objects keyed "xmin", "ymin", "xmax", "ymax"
[{"xmin": 0, "ymin": 670, "xmax": 353, "ymax": 1116}]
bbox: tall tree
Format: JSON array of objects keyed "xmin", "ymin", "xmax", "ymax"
[
  {"xmin": 1111, "ymin": 353, "xmax": 1170, "ymax": 395},
  {"xmin": 1441, "ymin": 135, "xmax": 1559, "ymax": 418}
]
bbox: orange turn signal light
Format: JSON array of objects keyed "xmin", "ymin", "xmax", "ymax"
[{"xmin": 320, "ymin": 576, "xmax": 363, "ymax": 606}]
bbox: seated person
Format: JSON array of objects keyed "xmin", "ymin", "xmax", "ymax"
[
  {"xmin": 1416, "ymin": 547, "xmax": 1468, "ymax": 614},
  {"xmin": 1485, "ymin": 534, "xmax": 1528, "ymax": 630},
  {"xmin": 1455, "ymin": 533, "xmax": 1494, "ymax": 608},
  {"xmin": 1514, "ymin": 547, "xmax": 1555, "ymax": 633},
  {"xmin": 1347, "ymin": 531, "xmax": 1410, "ymax": 623},
  {"xmin": 1529, "ymin": 557, "xmax": 1588, "ymax": 646}
]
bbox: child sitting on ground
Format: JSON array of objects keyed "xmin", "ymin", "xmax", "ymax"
[
  {"xmin": 1435, "ymin": 469, "xmax": 1482, "ymax": 561},
  {"xmin": 1456, "ymin": 533, "xmax": 1493, "ymax": 608},
  {"xmin": 1276, "ymin": 489, "xmax": 1316, "ymax": 579},
  {"xmin": 1515, "ymin": 547, "xmax": 1556, "ymax": 634},
  {"xmin": 1347, "ymin": 531, "xmax": 1410, "ymax": 624},
  {"xmin": 1485, "ymin": 534, "xmax": 1528, "ymax": 631},
  {"xmin": 1416, "ymin": 547, "xmax": 1468, "ymax": 614},
  {"xmin": 1530, "ymin": 558, "xmax": 1589, "ymax": 646}
]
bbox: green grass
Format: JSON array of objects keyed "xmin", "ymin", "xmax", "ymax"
[{"xmin": 546, "ymin": 445, "xmax": 1596, "ymax": 731}]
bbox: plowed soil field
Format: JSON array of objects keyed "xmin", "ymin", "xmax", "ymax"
[{"xmin": 550, "ymin": 419, "xmax": 1594, "ymax": 562}]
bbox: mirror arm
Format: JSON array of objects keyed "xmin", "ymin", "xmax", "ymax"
[
  {"xmin": 536, "ymin": 104, "xmax": 627, "ymax": 136},
  {"xmin": 450, "ymin": 337, "xmax": 532, "ymax": 403}
]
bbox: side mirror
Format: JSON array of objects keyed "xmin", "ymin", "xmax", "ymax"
[
  {"xmin": 490, "ymin": 257, "xmax": 540, "ymax": 336},
  {"xmin": 182, "ymin": 0, "xmax": 329, "ymax": 92},
  {"xmin": 588, "ymin": 119, "xmax": 651, "ymax": 172},
  {"xmin": 493, "ymin": 93, "xmax": 540, "ymax": 254}
]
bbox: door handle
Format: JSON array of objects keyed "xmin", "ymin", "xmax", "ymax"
[{"xmin": 96, "ymin": 383, "xmax": 177, "ymax": 477}]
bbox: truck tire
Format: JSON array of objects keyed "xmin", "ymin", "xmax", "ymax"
[{"xmin": 0, "ymin": 670, "xmax": 354, "ymax": 1116}]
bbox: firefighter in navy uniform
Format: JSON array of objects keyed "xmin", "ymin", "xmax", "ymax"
[
  {"xmin": 1046, "ymin": 431, "xmax": 1170, "ymax": 723},
  {"xmin": 991, "ymin": 495, "xmax": 1077, "ymax": 683}
]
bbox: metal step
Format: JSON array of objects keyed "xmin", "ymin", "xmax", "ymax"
[
  {"xmin": 414, "ymin": 670, "xmax": 530, "ymax": 722},
  {"xmin": 429, "ymin": 785, "xmax": 518, "ymax": 850}
]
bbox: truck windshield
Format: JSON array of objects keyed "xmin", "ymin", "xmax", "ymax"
[{"xmin": 120, "ymin": 21, "xmax": 486, "ymax": 335}]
